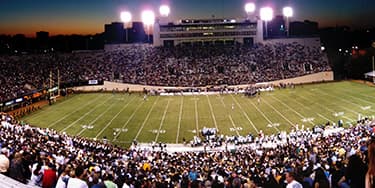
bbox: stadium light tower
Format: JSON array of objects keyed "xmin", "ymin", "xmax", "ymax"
[
  {"xmin": 141, "ymin": 10, "xmax": 155, "ymax": 43},
  {"xmin": 283, "ymin": 6, "xmax": 293, "ymax": 37},
  {"xmin": 244, "ymin": 2, "xmax": 255, "ymax": 20},
  {"xmin": 159, "ymin": 5, "xmax": 170, "ymax": 17},
  {"xmin": 120, "ymin": 11, "xmax": 132, "ymax": 42},
  {"xmin": 260, "ymin": 7, "xmax": 273, "ymax": 39}
]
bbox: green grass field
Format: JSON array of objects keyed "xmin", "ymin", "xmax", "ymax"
[{"xmin": 21, "ymin": 81, "xmax": 375, "ymax": 146}]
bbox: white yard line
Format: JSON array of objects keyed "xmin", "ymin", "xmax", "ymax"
[
  {"xmin": 176, "ymin": 97, "xmax": 183, "ymax": 143},
  {"xmin": 261, "ymin": 98, "xmax": 296, "ymax": 128},
  {"xmin": 61, "ymin": 96, "xmax": 113, "ymax": 132},
  {"xmin": 298, "ymin": 94, "xmax": 353, "ymax": 122},
  {"xmin": 48, "ymin": 94, "xmax": 104, "ymax": 128},
  {"xmin": 314, "ymin": 89, "xmax": 370, "ymax": 114},
  {"xmin": 206, "ymin": 95, "xmax": 218, "ymax": 130},
  {"xmin": 134, "ymin": 96, "xmax": 160, "ymax": 140},
  {"xmin": 94, "ymin": 96, "xmax": 136, "ymax": 139},
  {"xmin": 230, "ymin": 95, "xmax": 259, "ymax": 133},
  {"xmin": 246, "ymin": 99, "xmax": 280, "ymax": 132},
  {"xmin": 155, "ymin": 99, "xmax": 170, "ymax": 142},
  {"xmin": 271, "ymin": 96, "xmax": 315, "ymax": 126},
  {"xmin": 219, "ymin": 97, "xmax": 226, "ymax": 108},
  {"xmin": 26, "ymin": 95, "xmax": 82, "ymax": 121},
  {"xmin": 76, "ymin": 100, "xmax": 118, "ymax": 136},
  {"xmin": 331, "ymin": 88, "xmax": 375, "ymax": 108},
  {"xmin": 229, "ymin": 115, "xmax": 240, "ymax": 136},
  {"xmin": 194, "ymin": 98, "xmax": 199, "ymax": 136},
  {"xmin": 112, "ymin": 99, "xmax": 145, "ymax": 141},
  {"xmin": 281, "ymin": 92, "xmax": 334, "ymax": 123}
]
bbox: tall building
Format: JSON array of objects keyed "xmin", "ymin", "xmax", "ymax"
[
  {"xmin": 131, "ymin": 22, "xmax": 147, "ymax": 43},
  {"xmin": 267, "ymin": 15, "xmax": 286, "ymax": 38},
  {"xmin": 36, "ymin": 31, "xmax": 49, "ymax": 49},
  {"xmin": 104, "ymin": 22, "xmax": 125, "ymax": 44},
  {"xmin": 290, "ymin": 20, "xmax": 319, "ymax": 36}
]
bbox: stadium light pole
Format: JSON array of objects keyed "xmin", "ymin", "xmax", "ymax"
[
  {"xmin": 141, "ymin": 10, "xmax": 155, "ymax": 43},
  {"xmin": 283, "ymin": 6, "xmax": 293, "ymax": 37},
  {"xmin": 244, "ymin": 2, "xmax": 255, "ymax": 20},
  {"xmin": 159, "ymin": 5, "xmax": 170, "ymax": 17},
  {"xmin": 120, "ymin": 11, "xmax": 132, "ymax": 42},
  {"xmin": 260, "ymin": 7, "xmax": 273, "ymax": 39}
]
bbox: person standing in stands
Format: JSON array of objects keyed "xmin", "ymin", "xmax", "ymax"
[
  {"xmin": 67, "ymin": 166, "xmax": 88, "ymax": 188},
  {"xmin": 285, "ymin": 171, "xmax": 303, "ymax": 188},
  {"xmin": 366, "ymin": 140, "xmax": 375, "ymax": 188}
]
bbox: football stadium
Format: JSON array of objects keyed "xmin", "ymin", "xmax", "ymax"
[{"xmin": 1, "ymin": 1, "xmax": 375, "ymax": 188}]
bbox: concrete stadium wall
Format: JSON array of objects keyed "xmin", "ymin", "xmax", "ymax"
[
  {"xmin": 72, "ymin": 71, "xmax": 333, "ymax": 92},
  {"xmin": 262, "ymin": 37, "xmax": 322, "ymax": 48}
]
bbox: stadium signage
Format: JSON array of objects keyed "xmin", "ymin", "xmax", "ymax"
[
  {"xmin": 48, "ymin": 86, "xmax": 59, "ymax": 92},
  {"xmin": 5, "ymin": 101, "xmax": 14, "ymax": 106},
  {"xmin": 15, "ymin": 98, "xmax": 23, "ymax": 103},
  {"xmin": 88, "ymin": 80, "xmax": 98, "ymax": 85}
]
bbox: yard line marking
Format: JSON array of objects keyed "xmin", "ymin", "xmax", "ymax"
[
  {"xmin": 330, "ymin": 87, "xmax": 375, "ymax": 107},
  {"xmin": 229, "ymin": 115, "xmax": 240, "ymax": 136},
  {"xmin": 206, "ymin": 95, "xmax": 218, "ymax": 130},
  {"xmin": 76, "ymin": 98, "xmax": 119, "ymax": 136},
  {"xmin": 61, "ymin": 96, "xmax": 113, "ymax": 132},
  {"xmin": 24, "ymin": 95, "xmax": 82, "ymax": 121},
  {"xmin": 271, "ymin": 96, "xmax": 315, "ymax": 126},
  {"xmin": 245, "ymin": 99, "xmax": 280, "ymax": 132},
  {"xmin": 155, "ymin": 99, "xmax": 170, "ymax": 142},
  {"xmin": 298, "ymin": 93, "xmax": 353, "ymax": 122},
  {"xmin": 112, "ymin": 98, "xmax": 145, "ymax": 141},
  {"xmin": 219, "ymin": 97, "xmax": 226, "ymax": 108},
  {"xmin": 176, "ymin": 97, "xmax": 183, "ymax": 143},
  {"xmin": 134, "ymin": 96, "xmax": 160, "ymax": 140},
  {"xmin": 279, "ymin": 92, "xmax": 335, "ymax": 123},
  {"xmin": 94, "ymin": 95, "xmax": 136, "ymax": 139},
  {"xmin": 317, "ymin": 114, "xmax": 333, "ymax": 123},
  {"xmin": 314, "ymin": 89, "xmax": 371, "ymax": 114},
  {"xmin": 194, "ymin": 97, "xmax": 199, "ymax": 136},
  {"xmin": 261, "ymin": 98, "xmax": 296, "ymax": 128},
  {"xmin": 230, "ymin": 94, "xmax": 259, "ymax": 133},
  {"xmin": 48, "ymin": 94, "xmax": 104, "ymax": 128}
]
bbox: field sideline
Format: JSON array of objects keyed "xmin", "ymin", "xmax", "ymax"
[{"xmin": 22, "ymin": 81, "xmax": 375, "ymax": 146}]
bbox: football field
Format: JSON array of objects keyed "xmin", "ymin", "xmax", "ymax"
[{"xmin": 22, "ymin": 81, "xmax": 375, "ymax": 146}]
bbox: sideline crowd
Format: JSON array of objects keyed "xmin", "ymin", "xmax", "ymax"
[{"xmin": 1, "ymin": 112, "xmax": 375, "ymax": 188}]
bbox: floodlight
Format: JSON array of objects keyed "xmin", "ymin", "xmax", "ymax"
[
  {"xmin": 142, "ymin": 10, "xmax": 155, "ymax": 25},
  {"xmin": 244, "ymin": 3, "xmax": 256, "ymax": 14},
  {"xmin": 120, "ymin": 11, "xmax": 132, "ymax": 23},
  {"xmin": 260, "ymin": 7, "xmax": 273, "ymax": 21},
  {"xmin": 283, "ymin": 7, "xmax": 293, "ymax": 18},
  {"xmin": 159, "ymin": 5, "xmax": 170, "ymax": 17}
]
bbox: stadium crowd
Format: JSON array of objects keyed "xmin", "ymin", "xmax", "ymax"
[
  {"xmin": 0, "ymin": 43, "xmax": 330, "ymax": 102},
  {"xmin": 1, "ymin": 112, "xmax": 375, "ymax": 188}
]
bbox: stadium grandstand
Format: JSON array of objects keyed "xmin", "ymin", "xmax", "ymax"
[
  {"xmin": 153, "ymin": 18, "xmax": 263, "ymax": 47},
  {"xmin": 3, "ymin": 1, "xmax": 375, "ymax": 188}
]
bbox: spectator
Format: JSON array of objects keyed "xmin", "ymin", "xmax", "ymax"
[
  {"xmin": 366, "ymin": 140, "xmax": 375, "ymax": 188},
  {"xmin": 286, "ymin": 171, "xmax": 303, "ymax": 188},
  {"xmin": 67, "ymin": 166, "xmax": 88, "ymax": 188}
]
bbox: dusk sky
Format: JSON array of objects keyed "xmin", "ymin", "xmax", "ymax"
[{"xmin": 0, "ymin": 0, "xmax": 374, "ymax": 37}]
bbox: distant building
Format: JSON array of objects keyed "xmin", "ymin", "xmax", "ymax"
[
  {"xmin": 131, "ymin": 22, "xmax": 147, "ymax": 43},
  {"xmin": 104, "ymin": 22, "xmax": 125, "ymax": 44},
  {"xmin": 36, "ymin": 31, "xmax": 49, "ymax": 49},
  {"xmin": 267, "ymin": 15, "xmax": 286, "ymax": 38},
  {"xmin": 290, "ymin": 20, "xmax": 319, "ymax": 36}
]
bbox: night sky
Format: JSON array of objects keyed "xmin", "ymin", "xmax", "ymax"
[{"xmin": 0, "ymin": 0, "xmax": 374, "ymax": 37}]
